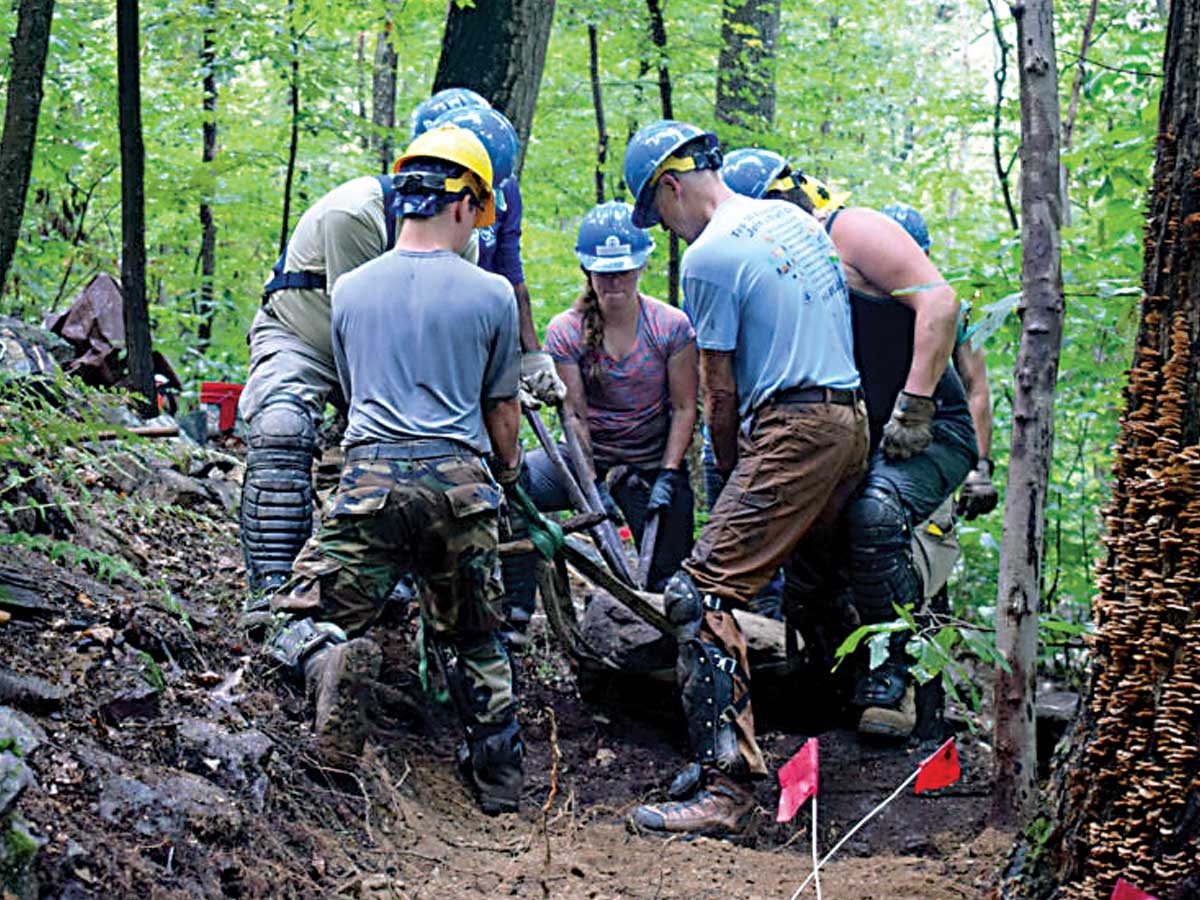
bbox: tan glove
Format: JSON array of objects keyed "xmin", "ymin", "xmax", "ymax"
[
  {"xmin": 520, "ymin": 351, "xmax": 568, "ymax": 406},
  {"xmin": 881, "ymin": 391, "xmax": 936, "ymax": 460}
]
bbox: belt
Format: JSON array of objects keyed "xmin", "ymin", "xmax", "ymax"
[
  {"xmin": 345, "ymin": 439, "xmax": 474, "ymax": 462},
  {"xmin": 770, "ymin": 386, "xmax": 861, "ymax": 407}
]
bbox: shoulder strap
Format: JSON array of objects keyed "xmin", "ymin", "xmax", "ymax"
[
  {"xmin": 377, "ymin": 173, "xmax": 398, "ymax": 249},
  {"xmin": 823, "ymin": 208, "xmax": 842, "ymax": 234}
]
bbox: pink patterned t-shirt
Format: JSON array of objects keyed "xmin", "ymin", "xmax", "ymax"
[{"xmin": 546, "ymin": 294, "xmax": 695, "ymax": 468}]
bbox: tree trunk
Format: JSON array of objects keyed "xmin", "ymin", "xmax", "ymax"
[
  {"xmin": 279, "ymin": 5, "xmax": 300, "ymax": 256},
  {"xmin": 587, "ymin": 23, "xmax": 607, "ymax": 205},
  {"xmin": 432, "ymin": 0, "xmax": 555, "ymax": 177},
  {"xmin": 643, "ymin": 0, "xmax": 679, "ymax": 307},
  {"xmin": 116, "ymin": 0, "xmax": 155, "ymax": 417},
  {"xmin": 992, "ymin": 0, "xmax": 1064, "ymax": 828},
  {"xmin": 994, "ymin": 1, "xmax": 1200, "ymax": 896},
  {"xmin": 0, "ymin": 0, "xmax": 55, "ymax": 299},
  {"xmin": 371, "ymin": 12, "xmax": 397, "ymax": 174},
  {"xmin": 196, "ymin": 0, "xmax": 218, "ymax": 353},
  {"xmin": 714, "ymin": 0, "xmax": 780, "ymax": 133}
]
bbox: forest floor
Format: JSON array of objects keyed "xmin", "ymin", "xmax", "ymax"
[{"xmin": 0, "ymin": 432, "xmax": 1011, "ymax": 899}]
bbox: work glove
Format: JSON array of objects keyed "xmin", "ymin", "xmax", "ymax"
[
  {"xmin": 956, "ymin": 458, "xmax": 998, "ymax": 520},
  {"xmin": 489, "ymin": 449, "xmax": 526, "ymax": 488},
  {"xmin": 595, "ymin": 479, "xmax": 623, "ymax": 524},
  {"xmin": 646, "ymin": 468, "xmax": 686, "ymax": 515},
  {"xmin": 881, "ymin": 391, "xmax": 937, "ymax": 460},
  {"xmin": 520, "ymin": 351, "xmax": 568, "ymax": 407}
]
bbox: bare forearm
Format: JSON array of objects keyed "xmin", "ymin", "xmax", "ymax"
[
  {"xmin": 904, "ymin": 289, "xmax": 959, "ymax": 396},
  {"xmin": 706, "ymin": 388, "xmax": 739, "ymax": 473},
  {"xmin": 514, "ymin": 282, "xmax": 539, "ymax": 352},
  {"xmin": 661, "ymin": 405, "xmax": 696, "ymax": 470},
  {"xmin": 484, "ymin": 398, "xmax": 521, "ymax": 469},
  {"xmin": 967, "ymin": 383, "xmax": 993, "ymax": 458}
]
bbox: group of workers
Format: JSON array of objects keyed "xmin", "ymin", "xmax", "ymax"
[{"xmin": 235, "ymin": 88, "xmax": 999, "ymax": 838}]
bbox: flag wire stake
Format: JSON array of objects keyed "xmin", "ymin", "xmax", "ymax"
[{"xmin": 788, "ymin": 768, "xmax": 920, "ymax": 899}]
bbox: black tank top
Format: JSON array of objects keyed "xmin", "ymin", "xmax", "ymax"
[{"xmin": 826, "ymin": 210, "xmax": 968, "ymax": 451}]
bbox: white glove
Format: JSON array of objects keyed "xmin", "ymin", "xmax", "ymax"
[{"xmin": 520, "ymin": 351, "xmax": 568, "ymax": 406}]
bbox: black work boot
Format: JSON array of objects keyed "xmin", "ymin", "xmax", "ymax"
[
  {"xmin": 630, "ymin": 768, "xmax": 754, "ymax": 838},
  {"xmin": 303, "ymin": 637, "xmax": 382, "ymax": 759},
  {"xmin": 457, "ymin": 718, "xmax": 525, "ymax": 815},
  {"xmin": 854, "ymin": 660, "xmax": 916, "ymax": 740}
]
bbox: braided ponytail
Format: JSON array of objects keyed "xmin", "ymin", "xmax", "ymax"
[{"xmin": 572, "ymin": 271, "xmax": 606, "ymax": 386}]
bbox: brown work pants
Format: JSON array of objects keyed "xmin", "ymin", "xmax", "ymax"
[{"xmin": 684, "ymin": 399, "xmax": 869, "ymax": 775}]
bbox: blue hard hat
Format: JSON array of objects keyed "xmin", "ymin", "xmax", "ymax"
[
  {"xmin": 574, "ymin": 201, "xmax": 655, "ymax": 273},
  {"xmin": 430, "ymin": 107, "xmax": 519, "ymax": 212},
  {"xmin": 720, "ymin": 148, "xmax": 788, "ymax": 199},
  {"xmin": 623, "ymin": 120, "xmax": 721, "ymax": 229},
  {"xmin": 881, "ymin": 202, "xmax": 931, "ymax": 253},
  {"xmin": 409, "ymin": 87, "xmax": 490, "ymax": 140}
]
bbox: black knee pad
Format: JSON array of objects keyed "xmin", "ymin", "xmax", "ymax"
[
  {"xmin": 241, "ymin": 393, "xmax": 317, "ymax": 592},
  {"xmin": 844, "ymin": 479, "xmax": 922, "ymax": 624}
]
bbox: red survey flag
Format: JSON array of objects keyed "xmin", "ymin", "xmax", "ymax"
[
  {"xmin": 1111, "ymin": 878, "xmax": 1159, "ymax": 900},
  {"xmin": 914, "ymin": 737, "xmax": 961, "ymax": 794},
  {"xmin": 776, "ymin": 738, "xmax": 819, "ymax": 822}
]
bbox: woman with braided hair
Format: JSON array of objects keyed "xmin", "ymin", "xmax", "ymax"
[{"xmin": 500, "ymin": 202, "xmax": 697, "ymax": 641}]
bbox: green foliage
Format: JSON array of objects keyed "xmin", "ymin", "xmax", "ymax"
[
  {"xmin": 0, "ymin": 0, "xmax": 1168, "ymax": 687},
  {"xmin": 0, "ymin": 532, "xmax": 144, "ymax": 585}
]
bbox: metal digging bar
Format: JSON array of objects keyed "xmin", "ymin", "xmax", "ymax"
[
  {"xmin": 635, "ymin": 510, "xmax": 661, "ymax": 591},
  {"xmin": 522, "ymin": 407, "xmax": 636, "ymax": 587},
  {"xmin": 555, "ymin": 403, "xmax": 638, "ymax": 585}
]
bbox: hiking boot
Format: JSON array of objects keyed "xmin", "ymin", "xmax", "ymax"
[
  {"xmin": 629, "ymin": 770, "xmax": 753, "ymax": 838},
  {"xmin": 304, "ymin": 637, "xmax": 381, "ymax": 758},
  {"xmin": 239, "ymin": 573, "xmax": 287, "ymax": 634},
  {"xmin": 855, "ymin": 660, "xmax": 916, "ymax": 740},
  {"xmin": 457, "ymin": 718, "xmax": 524, "ymax": 816}
]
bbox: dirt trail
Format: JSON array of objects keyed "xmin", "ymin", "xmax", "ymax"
[{"xmin": 0, "ymin": 440, "xmax": 1007, "ymax": 899}]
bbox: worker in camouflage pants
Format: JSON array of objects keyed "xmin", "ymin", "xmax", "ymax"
[{"xmin": 266, "ymin": 124, "xmax": 526, "ymax": 815}]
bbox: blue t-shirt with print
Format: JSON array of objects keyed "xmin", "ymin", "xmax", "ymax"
[{"xmin": 681, "ymin": 194, "xmax": 860, "ymax": 419}]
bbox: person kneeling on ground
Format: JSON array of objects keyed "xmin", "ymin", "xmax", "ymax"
[
  {"xmin": 264, "ymin": 124, "xmax": 526, "ymax": 815},
  {"xmin": 722, "ymin": 149, "xmax": 976, "ymax": 741},
  {"xmin": 500, "ymin": 201, "xmax": 698, "ymax": 641}
]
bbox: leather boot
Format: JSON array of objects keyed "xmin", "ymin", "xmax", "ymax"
[
  {"xmin": 855, "ymin": 660, "xmax": 916, "ymax": 739},
  {"xmin": 630, "ymin": 769, "xmax": 754, "ymax": 838},
  {"xmin": 303, "ymin": 637, "xmax": 381, "ymax": 758}
]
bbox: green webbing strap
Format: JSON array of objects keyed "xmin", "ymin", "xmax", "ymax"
[{"xmin": 510, "ymin": 483, "xmax": 564, "ymax": 561}]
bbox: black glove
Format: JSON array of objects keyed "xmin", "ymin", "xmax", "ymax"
[
  {"xmin": 956, "ymin": 457, "xmax": 998, "ymax": 519},
  {"xmin": 647, "ymin": 467, "xmax": 685, "ymax": 515},
  {"xmin": 595, "ymin": 479, "xmax": 622, "ymax": 524},
  {"xmin": 881, "ymin": 391, "xmax": 937, "ymax": 460}
]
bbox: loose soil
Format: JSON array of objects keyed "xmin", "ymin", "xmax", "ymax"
[{"xmin": 0, "ymin": 439, "xmax": 1008, "ymax": 899}]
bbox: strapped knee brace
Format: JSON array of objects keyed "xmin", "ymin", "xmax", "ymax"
[
  {"xmin": 664, "ymin": 571, "xmax": 747, "ymax": 773},
  {"xmin": 241, "ymin": 393, "xmax": 317, "ymax": 593},
  {"xmin": 844, "ymin": 480, "xmax": 922, "ymax": 624}
]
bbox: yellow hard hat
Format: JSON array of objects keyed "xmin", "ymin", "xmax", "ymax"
[
  {"xmin": 393, "ymin": 125, "xmax": 496, "ymax": 227},
  {"xmin": 791, "ymin": 170, "xmax": 850, "ymax": 213}
]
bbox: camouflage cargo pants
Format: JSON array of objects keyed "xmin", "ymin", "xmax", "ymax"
[{"xmin": 272, "ymin": 443, "xmax": 515, "ymax": 726}]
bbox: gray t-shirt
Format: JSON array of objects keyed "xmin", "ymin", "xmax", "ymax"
[{"xmin": 331, "ymin": 248, "xmax": 520, "ymax": 454}]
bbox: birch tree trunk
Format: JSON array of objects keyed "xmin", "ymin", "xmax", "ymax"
[
  {"xmin": 994, "ymin": 1, "xmax": 1200, "ymax": 895},
  {"xmin": 991, "ymin": 0, "xmax": 1064, "ymax": 827},
  {"xmin": 0, "ymin": 0, "xmax": 55, "ymax": 298}
]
